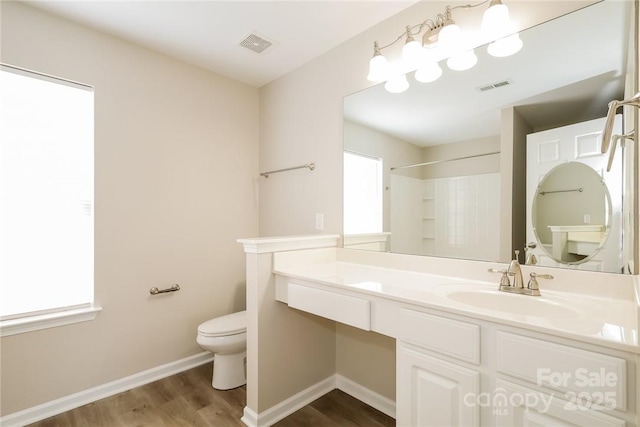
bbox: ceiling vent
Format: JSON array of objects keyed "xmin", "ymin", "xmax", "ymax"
[
  {"xmin": 238, "ymin": 32, "xmax": 276, "ymax": 54},
  {"xmin": 476, "ymin": 79, "xmax": 513, "ymax": 92}
]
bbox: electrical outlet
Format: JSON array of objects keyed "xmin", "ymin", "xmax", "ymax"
[
  {"xmin": 584, "ymin": 214, "xmax": 591, "ymax": 224},
  {"xmin": 315, "ymin": 213, "xmax": 324, "ymax": 231}
]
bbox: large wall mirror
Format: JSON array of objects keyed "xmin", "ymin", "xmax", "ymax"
[{"xmin": 343, "ymin": 0, "xmax": 636, "ymax": 274}]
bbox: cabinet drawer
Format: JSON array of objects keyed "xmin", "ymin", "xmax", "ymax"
[
  {"xmin": 400, "ymin": 308, "xmax": 480, "ymax": 364},
  {"xmin": 287, "ymin": 282, "xmax": 370, "ymax": 330},
  {"xmin": 496, "ymin": 332, "xmax": 626, "ymax": 411},
  {"xmin": 495, "ymin": 379, "xmax": 624, "ymax": 427}
]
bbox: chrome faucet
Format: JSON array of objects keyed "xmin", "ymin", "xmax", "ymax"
[
  {"xmin": 487, "ymin": 250, "xmax": 524, "ymax": 293},
  {"xmin": 488, "ymin": 251, "xmax": 553, "ymax": 296},
  {"xmin": 506, "ymin": 250, "xmax": 525, "ymax": 292}
]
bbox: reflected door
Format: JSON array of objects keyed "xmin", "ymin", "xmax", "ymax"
[{"xmin": 525, "ymin": 116, "xmax": 623, "ymax": 272}]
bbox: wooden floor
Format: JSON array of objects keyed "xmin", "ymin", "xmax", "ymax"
[{"xmin": 28, "ymin": 363, "xmax": 395, "ymax": 426}]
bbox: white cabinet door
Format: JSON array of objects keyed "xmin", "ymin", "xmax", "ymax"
[{"xmin": 397, "ymin": 341, "xmax": 480, "ymax": 427}]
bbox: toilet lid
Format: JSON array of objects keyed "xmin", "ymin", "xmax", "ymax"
[{"xmin": 198, "ymin": 310, "xmax": 246, "ymax": 337}]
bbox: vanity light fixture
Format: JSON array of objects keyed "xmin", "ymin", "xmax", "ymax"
[{"xmin": 367, "ymin": 0, "xmax": 522, "ymax": 93}]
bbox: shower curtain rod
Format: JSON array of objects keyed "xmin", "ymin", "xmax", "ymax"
[{"xmin": 390, "ymin": 151, "xmax": 500, "ymax": 171}]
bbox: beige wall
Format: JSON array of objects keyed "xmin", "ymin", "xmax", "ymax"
[
  {"xmin": 0, "ymin": 2, "xmax": 258, "ymax": 416},
  {"xmin": 259, "ymin": 0, "xmax": 597, "ymax": 401},
  {"xmin": 245, "ymin": 251, "xmax": 336, "ymax": 413},
  {"xmin": 335, "ymin": 325, "xmax": 396, "ymax": 400}
]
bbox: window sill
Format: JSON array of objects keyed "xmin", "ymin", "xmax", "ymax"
[{"xmin": 0, "ymin": 306, "xmax": 102, "ymax": 337}]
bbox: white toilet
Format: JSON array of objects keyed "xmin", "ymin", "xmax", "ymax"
[{"xmin": 196, "ymin": 310, "xmax": 247, "ymax": 390}]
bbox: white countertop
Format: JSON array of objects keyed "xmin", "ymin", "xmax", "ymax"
[{"xmin": 274, "ymin": 259, "xmax": 640, "ymax": 354}]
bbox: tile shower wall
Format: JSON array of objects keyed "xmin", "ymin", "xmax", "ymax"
[{"xmin": 391, "ymin": 173, "xmax": 500, "ymax": 261}]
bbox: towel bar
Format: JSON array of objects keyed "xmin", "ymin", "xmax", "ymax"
[{"xmin": 150, "ymin": 284, "xmax": 180, "ymax": 295}]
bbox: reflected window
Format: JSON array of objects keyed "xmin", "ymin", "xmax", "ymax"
[{"xmin": 343, "ymin": 152, "xmax": 382, "ymax": 234}]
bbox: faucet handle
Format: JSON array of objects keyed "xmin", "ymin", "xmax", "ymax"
[
  {"xmin": 525, "ymin": 272, "xmax": 553, "ymax": 296},
  {"xmin": 488, "ymin": 268, "xmax": 511, "ymax": 291}
]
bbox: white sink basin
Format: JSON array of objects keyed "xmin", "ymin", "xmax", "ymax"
[{"xmin": 445, "ymin": 289, "xmax": 581, "ymax": 318}]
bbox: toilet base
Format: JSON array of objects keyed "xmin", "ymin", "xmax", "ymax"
[{"xmin": 212, "ymin": 351, "xmax": 246, "ymax": 390}]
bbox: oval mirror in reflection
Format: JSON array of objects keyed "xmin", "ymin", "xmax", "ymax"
[{"xmin": 532, "ymin": 162, "xmax": 611, "ymax": 265}]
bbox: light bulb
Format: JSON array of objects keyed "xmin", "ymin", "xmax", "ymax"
[
  {"xmin": 415, "ymin": 61, "xmax": 443, "ymax": 83},
  {"xmin": 487, "ymin": 33, "xmax": 523, "ymax": 57},
  {"xmin": 384, "ymin": 74, "xmax": 409, "ymax": 93},
  {"xmin": 438, "ymin": 23, "xmax": 463, "ymax": 52},
  {"xmin": 367, "ymin": 53, "xmax": 389, "ymax": 82},
  {"xmin": 447, "ymin": 49, "xmax": 478, "ymax": 71},
  {"xmin": 482, "ymin": 1, "xmax": 510, "ymax": 38},
  {"xmin": 402, "ymin": 39, "xmax": 424, "ymax": 71}
]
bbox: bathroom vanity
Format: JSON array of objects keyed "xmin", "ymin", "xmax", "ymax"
[{"xmin": 251, "ymin": 238, "xmax": 640, "ymax": 427}]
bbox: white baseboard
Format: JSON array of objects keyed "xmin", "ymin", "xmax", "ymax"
[
  {"xmin": 0, "ymin": 351, "xmax": 214, "ymax": 427},
  {"xmin": 3, "ymin": 358, "xmax": 395, "ymax": 427},
  {"xmin": 241, "ymin": 406, "xmax": 258, "ymax": 427},
  {"xmin": 241, "ymin": 374, "xmax": 396, "ymax": 427},
  {"xmin": 335, "ymin": 374, "xmax": 396, "ymax": 419},
  {"xmin": 242, "ymin": 375, "xmax": 336, "ymax": 427}
]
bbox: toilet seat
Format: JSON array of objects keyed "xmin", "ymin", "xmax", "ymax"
[{"xmin": 198, "ymin": 310, "xmax": 246, "ymax": 337}]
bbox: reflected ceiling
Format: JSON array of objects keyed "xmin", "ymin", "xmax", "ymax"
[{"xmin": 343, "ymin": 1, "xmax": 630, "ymax": 146}]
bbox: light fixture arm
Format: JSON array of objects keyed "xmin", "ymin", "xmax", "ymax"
[
  {"xmin": 367, "ymin": 0, "xmax": 519, "ymax": 90},
  {"xmin": 372, "ymin": 0, "xmax": 492, "ymax": 53},
  {"xmin": 372, "ymin": 41, "xmax": 381, "ymax": 56}
]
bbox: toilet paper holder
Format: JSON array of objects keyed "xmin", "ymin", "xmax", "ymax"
[{"xmin": 150, "ymin": 283, "xmax": 180, "ymax": 295}]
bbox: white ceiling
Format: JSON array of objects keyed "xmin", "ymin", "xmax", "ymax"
[
  {"xmin": 343, "ymin": 0, "xmax": 631, "ymax": 146},
  {"xmin": 22, "ymin": 0, "xmax": 629, "ymax": 146},
  {"xmin": 25, "ymin": 0, "xmax": 417, "ymax": 87}
]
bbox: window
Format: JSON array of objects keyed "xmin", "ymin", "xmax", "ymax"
[
  {"xmin": 343, "ymin": 151, "xmax": 383, "ymax": 234},
  {"xmin": 0, "ymin": 65, "xmax": 97, "ymax": 334}
]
